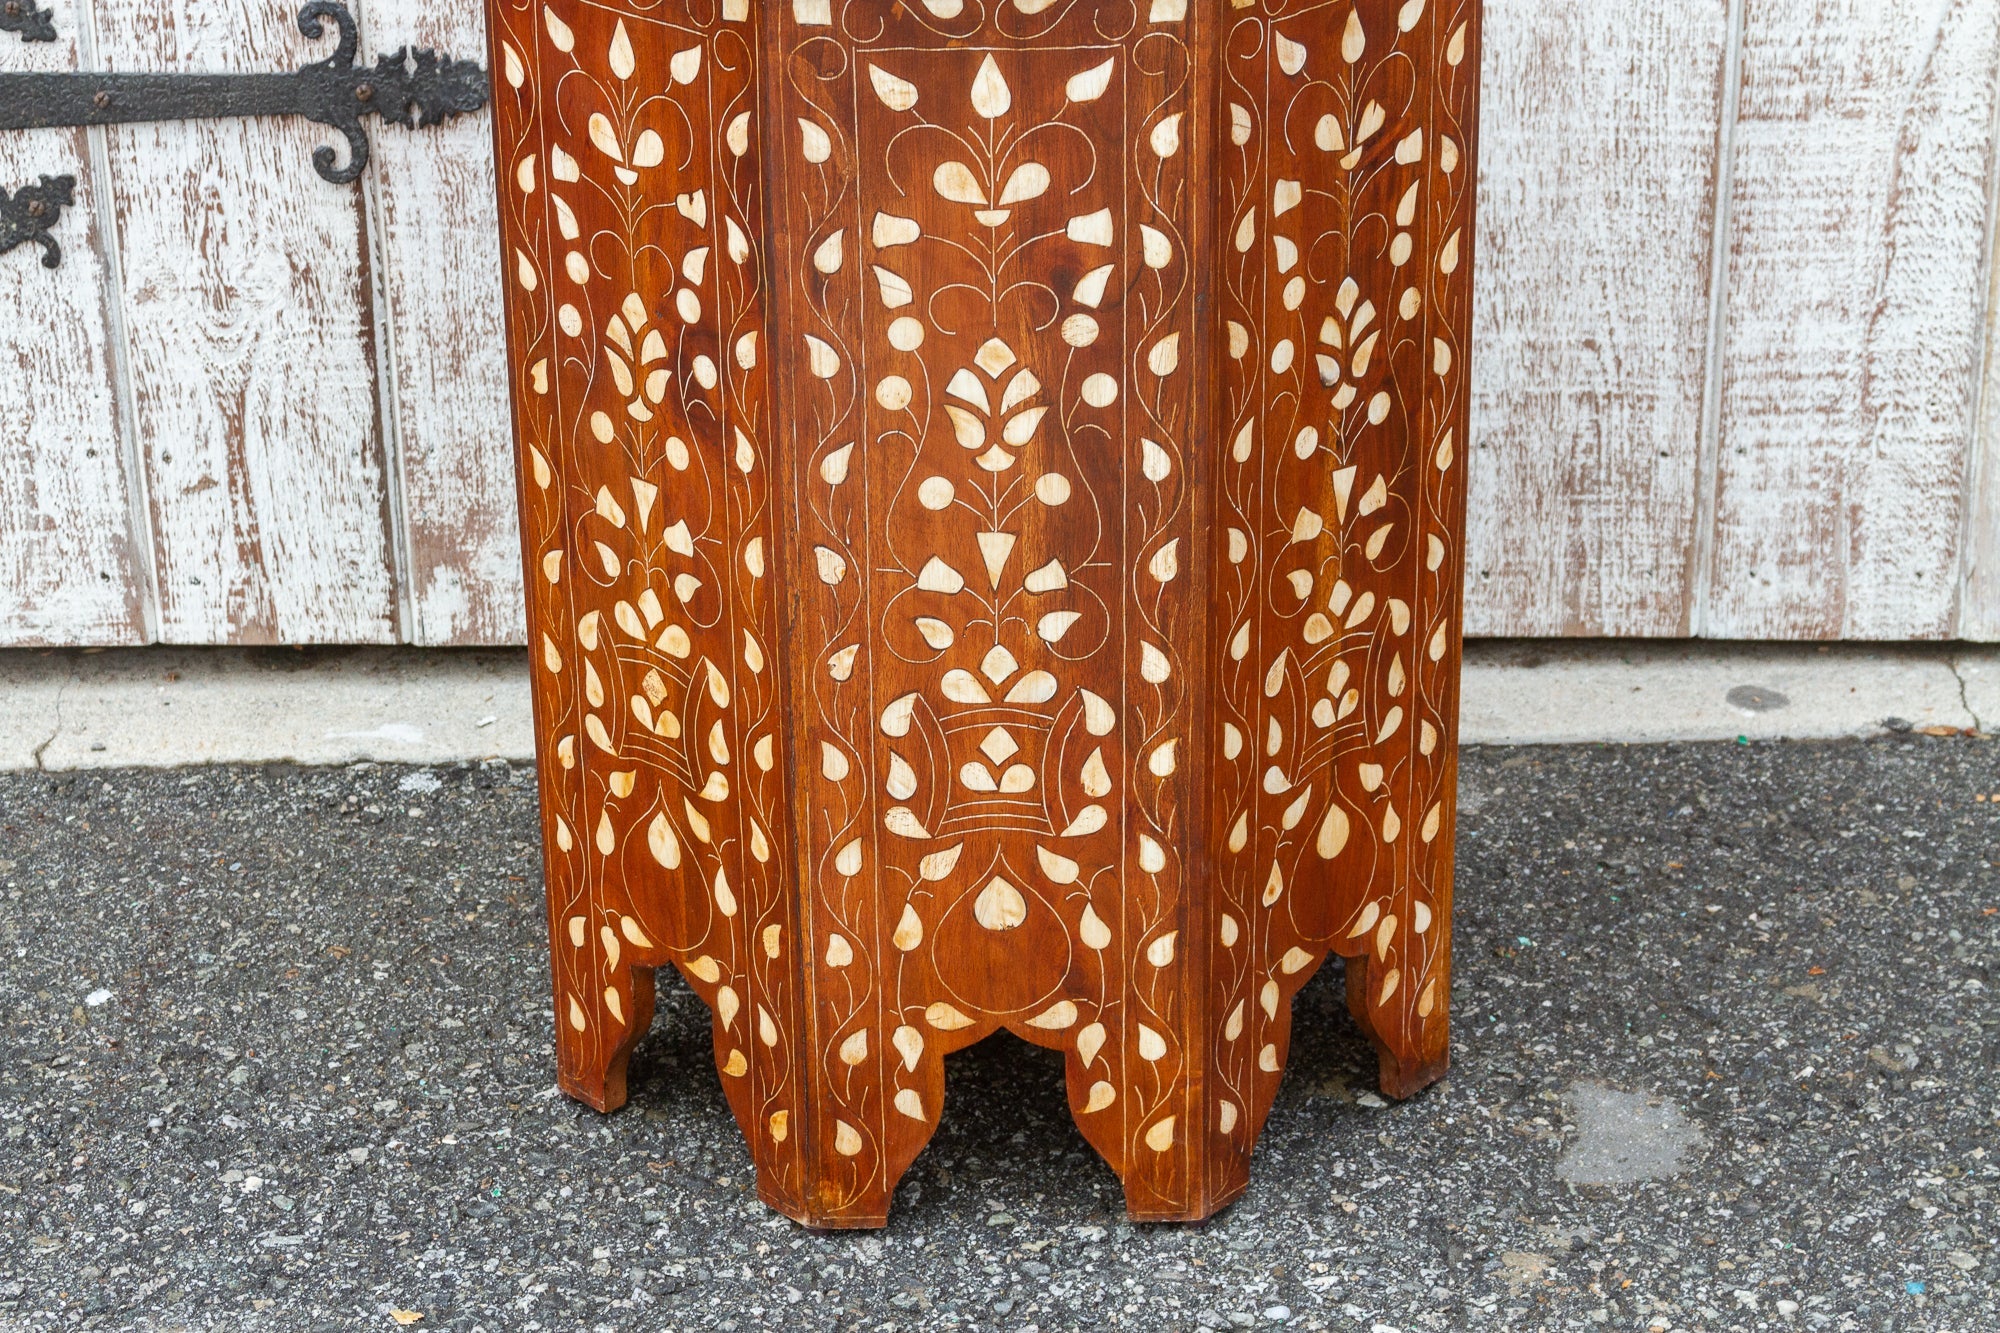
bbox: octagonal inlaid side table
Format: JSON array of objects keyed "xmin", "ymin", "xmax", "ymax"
[{"xmin": 484, "ymin": 0, "xmax": 1480, "ymax": 1226}]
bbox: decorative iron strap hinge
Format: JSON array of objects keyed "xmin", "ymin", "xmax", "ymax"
[{"xmin": 0, "ymin": 1, "xmax": 487, "ymax": 268}]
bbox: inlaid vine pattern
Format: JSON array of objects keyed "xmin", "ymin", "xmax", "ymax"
[
  {"xmin": 487, "ymin": 0, "xmax": 1477, "ymax": 1228},
  {"xmin": 486, "ymin": 0, "xmax": 809, "ymax": 1217}
]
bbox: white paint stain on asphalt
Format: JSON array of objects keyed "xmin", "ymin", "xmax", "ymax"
[{"xmin": 1557, "ymin": 1081, "xmax": 1703, "ymax": 1185}]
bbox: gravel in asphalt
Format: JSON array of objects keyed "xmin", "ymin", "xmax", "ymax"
[{"xmin": 0, "ymin": 737, "xmax": 1995, "ymax": 1332}]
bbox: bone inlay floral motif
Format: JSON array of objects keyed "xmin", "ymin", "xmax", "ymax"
[{"xmin": 484, "ymin": 0, "xmax": 1479, "ymax": 1226}]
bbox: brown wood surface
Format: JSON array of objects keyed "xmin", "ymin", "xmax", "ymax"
[{"xmin": 489, "ymin": 0, "xmax": 1477, "ymax": 1226}]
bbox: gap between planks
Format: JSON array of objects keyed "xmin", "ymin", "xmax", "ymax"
[{"xmin": 1689, "ymin": 0, "xmax": 1747, "ymax": 641}]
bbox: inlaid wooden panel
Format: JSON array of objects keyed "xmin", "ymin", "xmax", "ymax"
[
  {"xmin": 484, "ymin": 0, "xmax": 800, "ymax": 1202},
  {"xmin": 489, "ymin": 0, "xmax": 1477, "ymax": 1226},
  {"xmin": 1211, "ymin": 0, "xmax": 1475, "ymax": 1204},
  {"xmin": 767, "ymin": 12, "xmax": 1214, "ymax": 1221}
]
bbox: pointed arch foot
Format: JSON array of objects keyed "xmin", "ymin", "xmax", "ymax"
[
  {"xmin": 1344, "ymin": 959, "xmax": 1448, "ymax": 1101},
  {"xmin": 555, "ymin": 965, "xmax": 658, "ymax": 1114},
  {"xmin": 727, "ymin": 1037, "xmax": 951, "ymax": 1231},
  {"xmin": 739, "ymin": 1123, "xmax": 930, "ymax": 1230},
  {"xmin": 1372, "ymin": 1046, "xmax": 1449, "ymax": 1101},
  {"xmin": 1058, "ymin": 1047, "xmax": 1256, "ymax": 1225},
  {"xmin": 1120, "ymin": 1166, "xmax": 1251, "ymax": 1225}
]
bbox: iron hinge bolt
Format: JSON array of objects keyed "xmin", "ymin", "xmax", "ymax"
[
  {"xmin": 355, "ymin": 82, "xmax": 374, "ymax": 102},
  {"xmin": 93, "ymin": 90, "xmax": 112, "ymax": 109}
]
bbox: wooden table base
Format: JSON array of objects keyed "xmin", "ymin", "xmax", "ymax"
[{"xmin": 485, "ymin": 0, "xmax": 1479, "ymax": 1226}]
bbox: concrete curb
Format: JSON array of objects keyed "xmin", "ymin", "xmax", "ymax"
[
  {"xmin": 0, "ymin": 641, "xmax": 1991, "ymax": 772},
  {"xmin": 0, "ymin": 647, "xmax": 532, "ymax": 772},
  {"xmin": 1459, "ymin": 640, "xmax": 1991, "ymax": 745}
]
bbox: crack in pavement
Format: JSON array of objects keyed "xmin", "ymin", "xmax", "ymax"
[
  {"xmin": 30, "ymin": 666, "xmax": 74, "ymax": 771},
  {"xmin": 1950, "ymin": 655, "xmax": 1986, "ymax": 734}
]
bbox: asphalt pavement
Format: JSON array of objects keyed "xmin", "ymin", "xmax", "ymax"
[{"xmin": 0, "ymin": 736, "xmax": 1994, "ymax": 1332}]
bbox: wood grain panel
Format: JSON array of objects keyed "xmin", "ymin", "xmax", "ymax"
[
  {"xmin": 1706, "ymin": 0, "xmax": 2000, "ymax": 640},
  {"xmin": 0, "ymin": 14, "xmax": 149, "ymax": 646},
  {"xmin": 1462, "ymin": 0, "xmax": 1730, "ymax": 638},
  {"xmin": 357, "ymin": 0, "xmax": 522, "ymax": 646},
  {"xmin": 95, "ymin": 0, "xmax": 398, "ymax": 644}
]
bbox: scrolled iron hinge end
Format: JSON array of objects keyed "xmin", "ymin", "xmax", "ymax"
[
  {"xmin": 293, "ymin": 5, "xmax": 492, "ymax": 183},
  {"xmin": 0, "ymin": 174, "xmax": 77, "ymax": 268},
  {"xmin": 304, "ymin": 43, "xmax": 491, "ymax": 183},
  {"xmin": 372, "ymin": 46, "xmax": 492, "ymax": 131},
  {"xmin": 2, "ymin": 0, "xmax": 58, "ymax": 43}
]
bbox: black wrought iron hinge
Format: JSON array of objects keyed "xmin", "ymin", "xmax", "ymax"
[
  {"xmin": 0, "ymin": 172, "xmax": 71, "ymax": 267},
  {"xmin": 2, "ymin": 1, "xmax": 57, "ymax": 43},
  {"xmin": 1, "ymin": 1, "xmax": 487, "ymax": 267}
]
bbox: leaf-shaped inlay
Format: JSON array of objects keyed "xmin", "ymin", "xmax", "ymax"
[
  {"xmin": 1067, "ymin": 57, "xmax": 1114, "ymax": 102},
  {"xmin": 933, "ymin": 161, "xmax": 987, "ymax": 205},
  {"xmin": 998, "ymin": 163, "xmax": 1050, "ymax": 206},
  {"xmin": 868, "ymin": 63, "xmax": 919, "ymax": 112},
  {"xmin": 543, "ymin": 7, "xmax": 574, "ymax": 52},
  {"xmin": 970, "ymin": 55, "xmax": 1011, "ymax": 118},
  {"xmin": 608, "ymin": 21, "xmax": 635, "ymax": 79},
  {"xmin": 1276, "ymin": 31, "xmax": 1307, "ymax": 75},
  {"xmin": 975, "ymin": 880, "xmax": 1027, "ymax": 931},
  {"xmin": 798, "ymin": 119, "xmax": 831, "ymax": 164},
  {"xmin": 587, "ymin": 113, "xmax": 621, "ymax": 162},
  {"xmin": 873, "ymin": 265, "xmax": 913, "ymax": 308},
  {"xmin": 1073, "ymin": 264, "xmax": 1115, "ymax": 308},
  {"xmin": 813, "ymin": 230, "xmax": 844, "ymax": 274}
]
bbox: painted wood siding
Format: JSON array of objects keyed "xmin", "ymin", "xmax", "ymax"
[
  {"xmin": 1466, "ymin": 0, "xmax": 1732, "ymax": 637},
  {"xmin": 0, "ymin": 12, "xmax": 150, "ymax": 646},
  {"xmin": 100, "ymin": 0, "xmax": 401, "ymax": 644},
  {"xmin": 3, "ymin": 0, "xmax": 2000, "ymax": 644},
  {"xmin": 355, "ymin": 0, "xmax": 520, "ymax": 646},
  {"xmin": 1704, "ymin": 0, "xmax": 2000, "ymax": 640}
]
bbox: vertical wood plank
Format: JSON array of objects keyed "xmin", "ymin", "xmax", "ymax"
[
  {"xmin": 1706, "ymin": 0, "xmax": 2000, "ymax": 640},
  {"xmin": 1964, "ymin": 174, "xmax": 2000, "ymax": 640},
  {"xmin": 1967, "ymin": 441, "xmax": 2000, "ymax": 639},
  {"xmin": 0, "ymin": 9, "xmax": 149, "ymax": 646},
  {"xmin": 356, "ymin": 0, "xmax": 522, "ymax": 646},
  {"xmin": 95, "ymin": 0, "xmax": 399, "ymax": 644},
  {"xmin": 1464, "ymin": 0, "xmax": 1732, "ymax": 638}
]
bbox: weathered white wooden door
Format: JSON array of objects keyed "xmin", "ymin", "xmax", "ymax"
[
  {"xmin": 4, "ymin": 0, "xmax": 2000, "ymax": 644},
  {"xmin": 1468, "ymin": 0, "xmax": 2000, "ymax": 641},
  {"xmin": 0, "ymin": 0, "xmax": 517, "ymax": 647}
]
